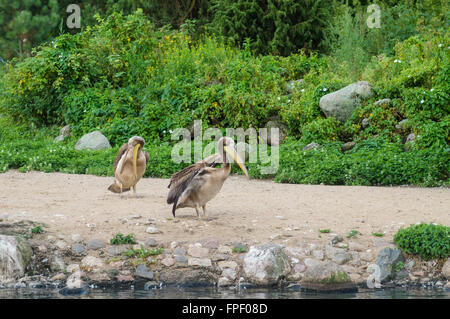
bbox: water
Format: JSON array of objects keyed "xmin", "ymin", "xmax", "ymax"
[{"xmin": 1, "ymin": 286, "xmax": 449, "ymax": 299}]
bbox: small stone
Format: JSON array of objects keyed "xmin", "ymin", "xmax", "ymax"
[
  {"xmin": 222, "ymin": 268, "xmax": 236, "ymax": 280},
  {"xmin": 81, "ymin": 256, "xmax": 105, "ymax": 271},
  {"xmin": 105, "ymin": 245, "xmax": 128, "ymax": 256},
  {"xmin": 331, "ymin": 236, "xmax": 344, "ymax": 246},
  {"xmin": 362, "ymin": 118, "xmax": 370, "ymax": 128},
  {"xmin": 373, "ymin": 98, "xmax": 392, "ymax": 107},
  {"xmin": 117, "ymin": 275, "xmax": 134, "ymax": 282},
  {"xmin": 188, "ymin": 258, "xmax": 212, "ymax": 267},
  {"xmin": 66, "ymin": 271, "xmax": 87, "ymax": 289},
  {"xmin": 130, "ymin": 214, "xmax": 141, "ymax": 219},
  {"xmin": 87, "ymin": 239, "xmax": 105, "ymax": 250},
  {"xmin": 303, "ymin": 142, "xmax": 321, "ymax": 151},
  {"xmin": 341, "ymin": 142, "xmax": 355, "ymax": 152},
  {"xmin": 72, "ymin": 244, "xmax": 85, "ymax": 255},
  {"xmin": 325, "ymin": 245, "xmax": 351, "ymax": 265},
  {"xmin": 66, "ymin": 264, "xmax": 80, "ymax": 273},
  {"xmin": 360, "ymin": 251, "xmax": 374, "ymax": 262},
  {"xmin": 50, "ymin": 273, "xmax": 66, "ymax": 282},
  {"xmin": 146, "ymin": 226, "xmax": 161, "ymax": 234},
  {"xmin": 55, "ymin": 240, "xmax": 67, "ymax": 250},
  {"xmin": 218, "ymin": 245, "xmax": 232, "ymax": 254},
  {"xmin": 47, "ymin": 235, "xmax": 55, "ymax": 243},
  {"xmin": 197, "ymin": 238, "xmax": 219, "ymax": 249},
  {"xmin": 135, "ymin": 264, "xmax": 154, "ymax": 280},
  {"xmin": 441, "ymin": 258, "xmax": 450, "ymax": 279},
  {"xmin": 212, "ymin": 253, "xmax": 229, "ymax": 262},
  {"xmin": 348, "ymin": 241, "xmax": 365, "ymax": 252},
  {"xmin": 37, "ymin": 244, "xmax": 47, "ymax": 253},
  {"xmin": 173, "ymin": 247, "xmax": 186, "ymax": 256},
  {"xmin": 304, "ymin": 258, "xmax": 322, "ymax": 268},
  {"xmin": 312, "ymin": 250, "xmax": 324, "ymax": 260},
  {"xmin": 145, "ymin": 238, "xmax": 158, "ymax": 247},
  {"xmin": 218, "ymin": 261, "xmax": 238, "ymax": 271},
  {"xmin": 161, "ymin": 257, "xmax": 175, "ymax": 267},
  {"xmin": 71, "ymin": 234, "xmax": 83, "ymax": 243},
  {"xmin": 294, "ymin": 263, "xmax": 306, "ymax": 273},
  {"xmin": 187, "ymin": 246, "xmax": 209, "ymax": 258},
  {"xmin": 175, "ymin": 255, "xmax": 188, "ymax": 264}
]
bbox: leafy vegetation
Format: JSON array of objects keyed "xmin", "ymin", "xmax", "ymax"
[
  {"xmin": 122, "ymin": 245, "xmax": 165, "ymax": 258},
  {"xmin": 110, "ymin": 233, "xmax": 137, "ymax": 245},
  {"xmin": 30, "ymin": 225, "xmax": 44, "ymax": 234},
  {"xmin": 393, "ymin": 223, "xmax": 450, "ymax": 260}
]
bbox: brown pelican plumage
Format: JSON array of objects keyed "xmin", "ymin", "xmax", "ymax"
[
  {"xmin": 167, "ymin": 137, "xmax": 249, "ymax": 218},
  {"xmin": 108, "ymin": 136, "xmax": 149, "ymax": 198}
]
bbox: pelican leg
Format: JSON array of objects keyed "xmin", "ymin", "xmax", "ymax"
[
  {"xmin": 195, "ymin": 205, "xmax": 200, "ymax": 219},
  {"xmin": 133, "ymin": 185, "xmax": 137, "ymax": 198},
  {"xmin": 202, "ymin": 204, "xmax": 207, "ymax": 218}
]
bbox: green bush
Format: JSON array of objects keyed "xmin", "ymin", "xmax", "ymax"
[{"xmin": 394, "ymin": 223, "xmax": 450, "ymax": 260}]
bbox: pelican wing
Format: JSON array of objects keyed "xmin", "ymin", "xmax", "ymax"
[
  {"xmin": 144, "ymin": 151, "xmax": 149, "ymax": 165},
  {"xmin": 113, "ymin": 142, "xmax": 129, "ymax": 173}
]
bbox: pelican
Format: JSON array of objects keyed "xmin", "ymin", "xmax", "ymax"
[
  {"xmin": 108, "ymin": 136, "xmax": 149, "ymax": 198},
  {"xmin": 167, "ymin": 137, "xmax": 249, "ymax": 218}
]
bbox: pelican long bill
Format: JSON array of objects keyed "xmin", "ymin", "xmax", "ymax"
[
  {"xmin": 223, "ymin": 145, "xmax": 249, "ymax": 178},
  {"xmin": 133, "ymin": 144, "xmax": 141, "ymax": 178}
]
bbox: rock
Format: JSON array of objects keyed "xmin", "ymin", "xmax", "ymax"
[
  {"xmin": 330, "ymin": 235, "xmax": 344, "ymax": 246},
  {"xmin": 243, "ymin": 244, "xmax": 291, "ymax": 286},
  {"xmin": 74, "ymin": 131, "xmax": 111, "ymax": 151},
  {"xmin": 319, "ymin": 81, "xmax": 373, "ymax": 122},
  {"xmin": 187, "ymin": 246, "xmax": 209, "ymax": 258},
  {"xmin": 325, "ymin": 245, "xmax": 351, "ymax": 265},
  {"xmin": 197, "ymin": 238, "xmax": 220, "ymax": 249},
  {"xmin": 285, "ymin": 79, "xmax": 305, "ymax": 94},
  {"xmin": 221, "ymin": 268, "xmax": 236, "ymax": 281},
  {"xmin": 71, "ymin": 234, "xmax": 83, "ymax": 243},
  {"xmin": 106, "ymin": 245, "xmax": 128, "ymax": 256},
  {"xmin": 0, "ymin": 235, "xmax": 32, "ymax": 282},
  {"xmin": 294, "ymin": 263, "xmax": 306, "ymax": 273},
  {"xmin": 341, "ymin": 141, "xmax": 355, "ymax": 152},
  {"xmin": 188, "ymin": 258, "xmax": 212, "ymax": 268},
  {"xmin": 362, "ymin": 118, "xmax": 370, "ymax": 129},
  {"xmin": 218, "ymin": 245, "xmax": 232, "ymax": 254},
  {"xmin": 303, "ymin": 142, "xmax": 321, "ymax": 151},
  {"xmin": 135, "ymin": 264, "xmax": 154, "ymax": 280},
  {"xmin": 348, "ymin": 241, "xmax": 365, "ymax": 252},
  {"xmin": 66, "ymin": 271, "xmax": 86, "ymax": 289},
  {"xmin": 54, "ymin": 125, "xmax": 72, "ymax": 143},
  {"xmin": 218, "ymin": 261, "xmax": 238, "ymax": 271},
  {"xmin": 66, "ymin": 264, "xmax": 80, "ymax": 273},
  {"xmin": 312, "ymin": 250, "xmax": 324, "ymax": 260},
  {"xmin": 50, "ymin": 273, "xmax": 66, "ymax": 282},
  {"xmin": 442, "ymin": 258, "xmax": 450, "ymax": 279},
  {"xmin": 72, "ymin": 244, "xmax": 85, "ymax": 256},
  {"xmin": 395, "ymin": 119, "xmax": 409, "ymax": 131},
  {"xmin": 301, "ymin": 261, "xmax": 357, "ymax": 292},
  {"xmin": 161, "ymin": 257, "xmax": 175, "ymax": 267},
  {"xmin": 444, "ymin": 282, "xmax": 450, "ymax": 291},
  {"xmin": 158, "ymin": 269, "xmax": 216, "ymax": 287},
  {"xmin": 173, "ymin": 247, "xmax": 186, "ymax": 256},
  {"xmin": 50, "ymin": 254, "xmax": 66, "ymax": 272},
  {"xmin": 118, "ymin": 274, "xmax": 134, "ymax": 282},
  {"xmin": 404, "ymin": 133, "xmax": 416, "ymax": 150},
  {"xmin": 375, "ymin": 247, "xmax": 405, "ymax": 283},
  {"xmin": 146, "ymin": 226, "xmax": 161, "ymax": 234},
  {"xmin": 145, "ymin": 238, "xmax": 158, "ymax": 247},
  {"xmin": 55, "ymin": 240, "xmax": 67, "ymax": 250},
  {"xmin": 304, "ymin": 258, "xmax": 322, "ymax": 268},
  {"xmin": 373, "ymin": 98, "xmax": 392, "ymax": 107},
  {"xmin": 174, "ymin": 255, "xmax": 188, "ymax": 264},
  {"xmin": 212, "ymin": 253, "xmax": 228, "ymax": 262},
  {"xmin": 81, "ymin": 256, "xmax": 105, "ymax": 271},
  {"xmin": 87, "ymin": 239, "xmax": 105, "ymax": 250},
  {"xmin": 260, "ymin": 116, "xmax": 288, "ymax": 146}
]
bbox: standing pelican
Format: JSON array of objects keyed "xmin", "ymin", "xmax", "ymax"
[
  {"xmin": 167, "ymin": 137, "xmax": 249, "ymax": 218},
  {"xmin": 108, "ymin": 136, "xmax": 149, "ymax": 198}
]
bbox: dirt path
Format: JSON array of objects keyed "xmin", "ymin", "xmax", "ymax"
[{"xmin": 0, "ymin": 170, "xmax": 449, "ymax": 248}]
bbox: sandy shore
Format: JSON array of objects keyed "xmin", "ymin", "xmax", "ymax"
[{"xmin": 1, "ymin": 170, "xmax": 448, "ymax": 247}]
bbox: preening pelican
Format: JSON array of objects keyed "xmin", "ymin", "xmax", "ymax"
[
  {"xmin": 108, "ymin": 136, "xmax": 149, "ymax": 198},
  {"xmin": 167, "ymin": 137, "xmax": 249, "ymax": 218}
]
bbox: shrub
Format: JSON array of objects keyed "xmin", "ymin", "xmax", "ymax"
[{"xmin": 394, "ymin": 223, "xmax": 450, "ymax": 260}]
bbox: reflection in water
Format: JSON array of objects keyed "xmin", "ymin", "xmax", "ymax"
[{"xmin": 0, "ymin": 286, "xmax": 449, "ymax": 299}]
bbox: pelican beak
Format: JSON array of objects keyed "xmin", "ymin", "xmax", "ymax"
[
  {"xmin": 224, "ymin": 146, "xmax": 249, "ymax": 178},
  {"xmin": 133, "ymin": 144, "xmax": 141, "ymax": 178}
]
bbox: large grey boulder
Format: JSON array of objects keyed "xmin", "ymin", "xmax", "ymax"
[
  {"xmin": 375, "ymin": 247, "xmax": 405, "ymax": 283},
  {"xmin": 319, "ymin": 81, "xmax": 373, "ymax": 121},
  {"xmin": 0, "ymin": 235, "xmax": 32, "ymax": 283},
  {"xmin": 243, "ymin": 244, "xmax": 291, "ymax": 286},
  {"xmin": 301, "ymin": 261, "xmax": 356, "ymax": 292},
  {"xmin": 74, "ymin": 131, "xmax": 111, "ymax": 151}
]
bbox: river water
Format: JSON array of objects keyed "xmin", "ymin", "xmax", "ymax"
[{"xmin": 1, "ymin": 286, "xmax": 449, "ymax": 299}]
